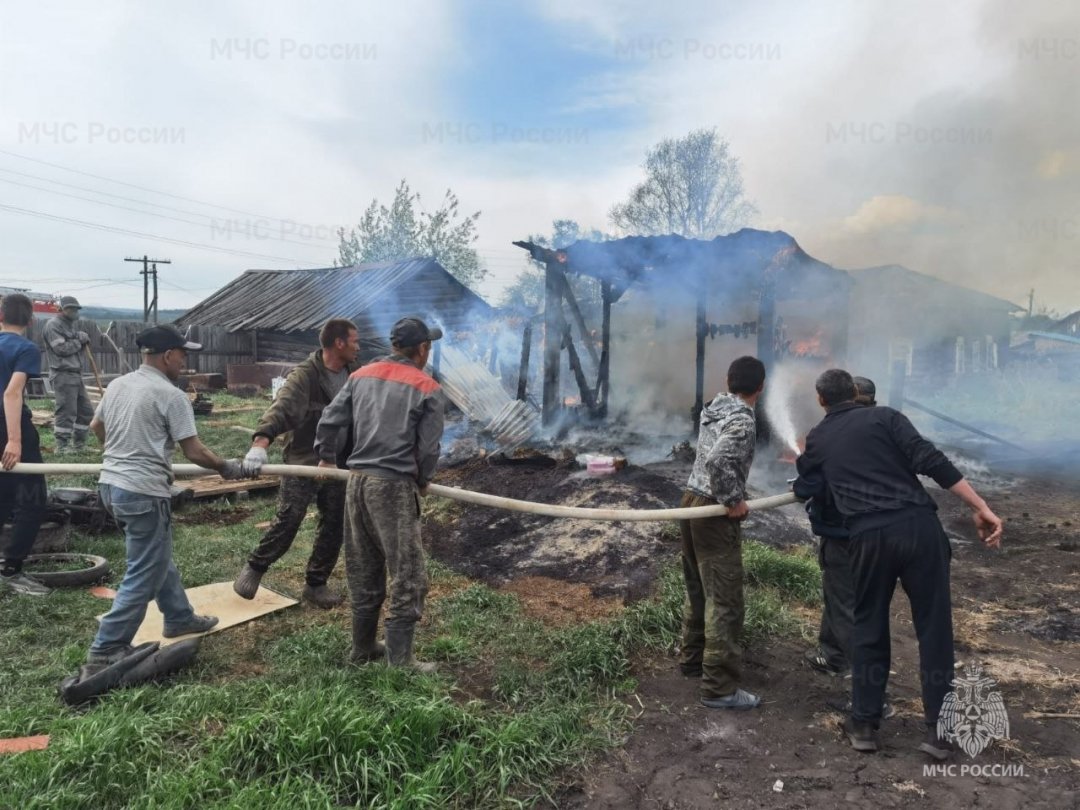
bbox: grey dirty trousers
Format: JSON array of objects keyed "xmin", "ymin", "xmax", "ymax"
[
  {"xmin": 52, "ymin": 371, "xmax": 94, "ymax": 444},
  {"xmin": 343, "ymin": 474, "xmax": 428, "ymax": 626}
]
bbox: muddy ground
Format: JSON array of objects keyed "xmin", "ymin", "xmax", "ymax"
[{"xmin": 426, "ymin": 454, "xmax": 1080, "ymax": 809}]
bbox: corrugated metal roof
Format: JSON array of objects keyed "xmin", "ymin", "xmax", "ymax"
[{"xmin": 176, "ymin": 258, "xmax": 491, "ymax": 334}]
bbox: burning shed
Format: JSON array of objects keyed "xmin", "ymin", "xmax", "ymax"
[
  {"xmin": 845, "ymin": 265, "xmax": 1022, "ymax": 384},
  {"xmin": 513, "ymin": 229, "xmax": 850, "ymax": 430},
  {"xmin": 175, "ymin": 258, "xmax": 493, "ymax": 364}
]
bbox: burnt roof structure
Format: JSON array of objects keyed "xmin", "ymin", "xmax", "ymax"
[
  {"xmin": 516, "ymin": 229, "xmax": 849, "ymax": 301},
  {"xmin": 513, "ymin": 229, "xmax": 851, "ymax": 431}
]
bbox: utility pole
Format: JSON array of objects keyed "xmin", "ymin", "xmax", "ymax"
[
  {"xmin": 1028, "ymin": 288, "xmax": 1035, "ymax": 318},
  {"xmin": 125, "ymin": 255, "xmax": 171, "ymax": 323}
]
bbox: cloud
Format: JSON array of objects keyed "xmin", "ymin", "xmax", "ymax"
[{"xmin": 841, "ymin": 195, "xmax": 961, "ymax": 235}]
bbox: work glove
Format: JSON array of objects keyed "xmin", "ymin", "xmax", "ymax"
[
  {"xmin": 243, "ymin": 445, "xmax": 268, "ymax": 477},
  {"xmin": 78, "ymin": 331, "xmax": 90, "ymax": 345},
  {"xmin": 219, "ymin": 459, "xmax": 246, "ymax": 480}
]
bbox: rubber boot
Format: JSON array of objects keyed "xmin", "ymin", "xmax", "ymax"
[
  {"xmin": 73, "ymin": 430, "xmax": 89, "ymax": 452},
  {"xmin": 349, "ymin": 613, "xmax": 386, "ymax": 664},
  {"xmin": 233, "ymin": 564, "xmax": 264, "ymax": 600},
  {"xmin": 302, "ymin": 583, "xmax": 344, "ymax": 609},
  {"xmin": 384, "ymin": 621, "xmax": 436, "ymax": 674},
  {"xmin": 54, "ymin": 434, "xmax": 71, "ymax": 455}
]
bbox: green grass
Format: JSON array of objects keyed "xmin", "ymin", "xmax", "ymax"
[{"xmin": 1, "ymin": 394, "xmax": 822, "ymax": 808}]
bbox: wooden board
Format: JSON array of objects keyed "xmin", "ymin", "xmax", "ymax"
[
  {"xmin": 177, "ymin": 475, "xmax": 279, "ymax": 499},
  {"xmin": 97, "ymin": 581, "xmax": 299, "ymax": 647},
  {"xmin": 30, "ymin": 410, "xmax": 53, "ymax": 428}
]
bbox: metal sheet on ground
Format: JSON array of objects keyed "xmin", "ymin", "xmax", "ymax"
[{"xmin": 96, "ymin": 582, "xmax": 298, "ymax": 646}]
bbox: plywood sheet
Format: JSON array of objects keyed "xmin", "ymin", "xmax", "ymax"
[{"xmin": 97, "ymin": 581, "xmax": 298, "ymax": 646}]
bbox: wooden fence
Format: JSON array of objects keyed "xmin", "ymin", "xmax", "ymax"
[{"xmin": 29, "ymin": 319, "xmax": 254, "ymax": 378}]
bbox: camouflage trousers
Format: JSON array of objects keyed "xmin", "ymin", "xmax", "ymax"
[
  {"xmin": 343, "ymin": 474, "xmax": 428, "ymax": 625},
  {"xmin": 51, "ymin": 372, "xmax": 94, "ymax": 445},
  {"xmin": 246, "ymin": 474, "xmax": 345, "ymax": 587},
  {"xmin": 678, "ymin": 491, "xmax": 745, "ymax": 699}
]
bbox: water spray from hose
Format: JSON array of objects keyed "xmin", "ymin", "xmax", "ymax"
[{"xmin": 765, "ymin": 362, "xmax": 802, "ymax": 457}]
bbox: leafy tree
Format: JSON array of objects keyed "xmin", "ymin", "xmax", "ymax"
[
  {"xmin": 500, "ymin": 219, "xmax": 610, "ymax": 311},
  {"xmin": 610, "ymin": 128, "xmax": 756, "ymax": 238},
  {"xmin": 337, "ymin": 180, "xmax": 486, "ymax": 288}
]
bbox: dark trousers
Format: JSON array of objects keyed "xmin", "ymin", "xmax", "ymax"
[
  {"xmin": 679, "ymin": 491, "xmax": 745, "ymax": 698},
  {"xmin": 849, "ymin": 509, "xmax": 954, "ymax": 726},
  {"xmin": 818, "ymin": 535, "xmax": 855, "ymax": 671},
  {"xmin": 247, "ymin": 474, "xmax": 345, "ymax": 587},
  {"xmin": 0, "ymin": 407, "xmax": 46, "ymax": 575}
]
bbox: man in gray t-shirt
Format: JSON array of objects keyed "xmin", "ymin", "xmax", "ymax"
[{"xmin": 83, "ymin": 325, "xmax": 252, "ymax": 673}]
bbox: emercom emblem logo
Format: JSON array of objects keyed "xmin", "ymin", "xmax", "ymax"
[{"xmin": 938, "ymin": 664, "xmax": 1010, "ymax": 758}]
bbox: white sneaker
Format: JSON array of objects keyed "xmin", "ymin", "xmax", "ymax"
[{"xmin": 1, "ymin": 572, "xmax": 52, "ymax": 596}]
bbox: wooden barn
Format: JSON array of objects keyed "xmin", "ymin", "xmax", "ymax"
[{"xmin": 175, "ymin": 258, "xmax": 493, "ymax": 365}]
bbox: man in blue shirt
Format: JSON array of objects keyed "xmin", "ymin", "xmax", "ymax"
[{"xmin": 0, "ymin": 293, "xmax": 50, "ymax": 596}]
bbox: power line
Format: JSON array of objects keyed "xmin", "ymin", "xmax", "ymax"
[
  {"xmin": 0, "ymin": 175, "xmax": 343, "ymax": 249},
  {"xmin": 0, "ymin": 147, "xmax": 323, "ymax": 229},
  {"xmin": 0, "ymin": 203, "xmax": 328, "ymax": 264}
]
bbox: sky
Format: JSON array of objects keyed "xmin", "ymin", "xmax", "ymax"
[{"xmin": 0, "ymin": 0, "xmax": 1076, "ymax": 315}]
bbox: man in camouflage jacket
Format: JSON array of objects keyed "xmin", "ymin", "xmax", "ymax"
[
  {"xmin": 233, "ymin": 319, "xmax": 361, "ymax": 608},
  {"xmin": 679, "ymin": 355, "xmax": 766, "ymax": 710}
]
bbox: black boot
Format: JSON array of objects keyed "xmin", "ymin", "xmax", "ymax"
[
  {"xmin": 350, "ymin": 613, "xmax": 385, "ymax": 664},
  {"xmin": 384, "ymin": 621, "xmax": 435, "ymax": 674}
]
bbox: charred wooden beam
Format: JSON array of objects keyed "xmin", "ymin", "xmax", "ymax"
[
  {"xmin": 517, "ymin": 320, "xmax": 532, "ymax": 401},
  {"xmin": 542, "ymin": 260, "xmax": 565, "ymax": 426},
  {"xmin": 557, "ymin": 273, "xmax": 600, "ymax": 369},
  {"xmin": 563, "ymin": 326, "xmax": 598, "ymax": 413},
  {"xmin": 487, "ymin": 334, "xmax": 499, "ymax": 374},
  {"xmin": 755, "ymin": 270, "xmax": 777, "ymax": 443},
  {"xmin": 597, "ymin": 280, "xmax": 612, "ymax": 417},
  {"xmin": 692, "ymin": 286, "xmax": 707, "ymax": 434}
]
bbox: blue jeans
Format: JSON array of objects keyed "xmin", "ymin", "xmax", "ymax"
[{"xmin": 90, "ymin": 484, "xmax": 195, "ymax": 655}]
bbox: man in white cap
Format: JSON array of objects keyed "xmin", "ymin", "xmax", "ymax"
[
  {"xmin": 42, "ymin": 295, "xmax": 94, "ymax": 453},
  {"xmin": 83, "ymin": 325, "xmax": 255, "ymax": 673}
]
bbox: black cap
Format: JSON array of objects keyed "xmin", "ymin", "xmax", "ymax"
[
  {"xmin": 390, "ymin": 317, "xmax": 442, "ymax": 348},
  {"xmin": 852, "ymin": 376, "xmax": 876, "ymax": 400},
  {"xmin": 59, "ymin": 296, "xmax": 82, "ymax": 309},
  {"xmin": 136, "ymin": 324, "xmax": 202, "ymax": 353}
]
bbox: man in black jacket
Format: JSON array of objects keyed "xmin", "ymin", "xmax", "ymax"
[
  {"xmin": 797, "ymin": 369, "xmax": 1002, "ymax": 758},
  {"xmin": 798, "ymin": 375, "xmax": 876, "ymax": 677}
]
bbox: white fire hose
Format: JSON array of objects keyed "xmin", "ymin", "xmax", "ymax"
[{"xmin": 5, "ymin": 463, "xmax": 799, "ymax": 522}]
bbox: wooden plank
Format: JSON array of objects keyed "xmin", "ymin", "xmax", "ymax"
[{"xmin": 178, "ymin": 476, "xmax": 279, "ymax": 499}]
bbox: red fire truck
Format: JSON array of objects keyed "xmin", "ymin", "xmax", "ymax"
[{"xmin": 0, "ymin": 286, "xmax": 61, "ymax": 320}]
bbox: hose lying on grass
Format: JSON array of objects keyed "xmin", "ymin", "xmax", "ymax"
[{"xmin": 5, "ymin": 463, "xmax": 800, "ymax": 522}]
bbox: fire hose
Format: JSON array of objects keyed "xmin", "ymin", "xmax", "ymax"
[{"xmin": 5, "ymin": 463, "xmax": 799, "ymax": 521}]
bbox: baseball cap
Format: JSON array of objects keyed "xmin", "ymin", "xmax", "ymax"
[
  {"xmin": 390, "ymin": 317, "xmax": 443, "ymax": 348},
  {"xmin": 853, "ymin": 376, "xmax": 877, "ymax": 400},
  {"xmin": 59, "ymin": 296, "xmax": 82, "ymax": 309},
  {"xmin": 136, "ymin": 324, "xmax": 202, "ymax": 353}
]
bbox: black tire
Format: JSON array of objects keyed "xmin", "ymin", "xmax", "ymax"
[{"xmin": 23, "ymin": 553, "xmax": 111, "ymax": 587}]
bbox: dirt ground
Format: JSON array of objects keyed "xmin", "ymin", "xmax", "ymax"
[{"xmin": 427, "ymin": 453, "xmax": 1080, "ymax": 808}]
